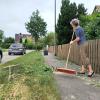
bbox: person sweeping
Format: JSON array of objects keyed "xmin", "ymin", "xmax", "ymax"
[{"xmin": 70, "ymin": 18, "xmax": 94, "ymax": 77}]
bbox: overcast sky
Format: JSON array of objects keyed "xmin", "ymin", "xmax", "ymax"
[{"xmin": 0, "ymin": 0, "xmax": 100, "ymax": 37}]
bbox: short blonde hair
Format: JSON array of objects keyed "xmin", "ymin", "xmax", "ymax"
[{"xmin": 70, "ymin": 18, "xmax": 79, "ymax": 26}]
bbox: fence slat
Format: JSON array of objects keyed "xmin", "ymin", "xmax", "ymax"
[{"xmin": 98, "ymin": 40, "xmax": 100, "ymax": 73}]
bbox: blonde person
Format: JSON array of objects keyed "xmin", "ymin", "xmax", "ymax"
[{"xmin": 70, "ymin": 18, "xmax": 94, "ymax": 77}]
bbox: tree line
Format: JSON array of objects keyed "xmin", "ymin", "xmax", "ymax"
[{"xmin": 0, "ymin": 30, "xmax": 14, "ymax": 49}]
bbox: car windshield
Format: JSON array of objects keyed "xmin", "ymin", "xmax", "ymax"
[{"xmin": 10, "ymin": 44, "xmax": 23, "ymax": 48}]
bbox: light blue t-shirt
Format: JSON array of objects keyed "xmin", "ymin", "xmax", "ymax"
[{"xmin": 75, "ymin": 26, "xmax": 86, "ymax": 45}]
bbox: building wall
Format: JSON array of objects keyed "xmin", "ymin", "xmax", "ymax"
[
  {"xmin": 15, "ymin": 33, "xmax": 33, "ymax": 43},
  {"xmin": 93, "ymin": 5, "xmax": 100, "ymax": 13}
]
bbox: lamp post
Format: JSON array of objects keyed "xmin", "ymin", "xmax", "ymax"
[{"xmin": 54, "ymin": 0, "xmax": 56, "ymax": 56}]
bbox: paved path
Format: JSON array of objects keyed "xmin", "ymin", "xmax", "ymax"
[{"xmin": 43, "ymin": 52, "xmax": 100, "ymax": 100}]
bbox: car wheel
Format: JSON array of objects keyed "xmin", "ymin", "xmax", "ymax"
[
  {"xmin": 8, "ymin": 52, "xmax": 11, "ymax": 55},
  {"xmin": 22, "ymin": 52, "xmax": 24, "ymax": 55}
]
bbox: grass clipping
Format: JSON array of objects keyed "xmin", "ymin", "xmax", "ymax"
[{"xmin": 0, "ymin": 51, "xmax": 60, "ymax": 100}]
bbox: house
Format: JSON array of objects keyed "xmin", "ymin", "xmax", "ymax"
[
  {"xmin": 93, "ymin": 5, "xmax": 100, "ymax": 13},
  {"xmin": 15, "ymin": 33, "xmax": 33, "ymax": 43}
]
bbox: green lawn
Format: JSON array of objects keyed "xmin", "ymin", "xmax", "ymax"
[{"xmin": 0, "ymin": 51, "xmax": 60, "ymax": 100}]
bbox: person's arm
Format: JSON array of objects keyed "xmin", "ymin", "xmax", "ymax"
[
  {"xmin": 70, "ymin": 28, "xmax": 81, "ymax": 44},
  {"xmin": 70, "ymin": 37, "xmax": 80, "ymax": 44}
]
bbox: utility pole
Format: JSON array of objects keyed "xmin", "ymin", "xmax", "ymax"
[{"xmin": 54, "ymin": 0, "xmax": 56, "ymax": 56}]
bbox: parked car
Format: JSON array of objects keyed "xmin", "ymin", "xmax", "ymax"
[
  {"xmin": 8, "ymin": 43, "xmax": 26, "ymax": 55},
  {"xmin": 0, "ymin": 48, "xmax": 3, "ymax": 62}
]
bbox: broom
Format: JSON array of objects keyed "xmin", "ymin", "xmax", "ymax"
[{"xmin": 56, "ymin": 32, "xmax": 77, "ymax": 74}]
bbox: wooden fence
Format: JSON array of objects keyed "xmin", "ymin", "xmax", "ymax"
[{"xmin": 48, "ymin": 39, "xmax": 100, "ymax": 74}]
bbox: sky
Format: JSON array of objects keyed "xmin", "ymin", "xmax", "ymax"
[{"xmin": 0, "ymin": 0, "xmax": 100, "ymax": 38}]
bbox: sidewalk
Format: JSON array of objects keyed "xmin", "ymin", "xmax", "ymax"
[{"xmin": 43, "ymin": 52, "xmax": 100, "ymax": 100}]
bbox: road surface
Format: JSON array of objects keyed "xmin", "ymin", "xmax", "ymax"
[{"xmin": 1, "ymin": 50, "xmax": 33, "ymax": 64}]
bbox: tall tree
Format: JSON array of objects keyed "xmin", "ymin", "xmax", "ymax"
[
  {"xmin": 77, "ymin": 4, "xmax": 87, "ymax": 18},
  {"xmin": 25, "ymin": 10, "xmax": 47, "ymax": 43},
  {"xmin": 0, "ymin": 30, "xmax": 4, "ymax": 44},
  {"xmin": 56, "ymin": 0, "xmax": 77, "ymax": 44},
  {"xmin": 56, "ymin": 0, "xmax": 87, "ymax": 44}
]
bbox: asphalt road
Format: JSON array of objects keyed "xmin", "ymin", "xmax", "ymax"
[{"xmin": 1, "ymin": 50, "xmax": 33, "ymax": 64}]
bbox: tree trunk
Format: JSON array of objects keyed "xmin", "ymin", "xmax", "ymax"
[{"xmin": 35, "ymin": 37, "xmax": 38, "ymax": 51}]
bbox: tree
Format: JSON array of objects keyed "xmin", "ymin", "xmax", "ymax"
[
  {"xmin": 25, "ymin": 38, "xmax": 28, "ymax": 44},
  {"xmin": 56, "ymin": 0, "xmax": 87, "ymax": 44},
  {"xmin": 4, "ymin": 37, "xmax": 14, "ymax": 43},
  {"xmin": 0, "ymin": 30, "xmax": 4, "ymax": 44},
  {"xmin": 25, "ymin": 10, "xmax": 47, "ymax": 43},
  {"xmin": 56, "ymin": 0, "xmax": 77, "ymax": 44},
  {"xmin": 83, "ymin": 14, "xmax": 100, "ymax": 39},
  {"xmin": 23, "ymin": 38, "xmax": 34, "ymax": 49},
  {"xmin": 1, "ymin": 37, "xmax": 14, "ymax": 49},
  {"xmin": 20, "ymin": 38, "xmax": 22, "ymax": 43},
  {"xmin": 77, "ymin": 4, "xmax": 87, "ymax": 19},
  {"xmin": 43, "ymin": 32, "xmax": 55, "ymax": 46}
]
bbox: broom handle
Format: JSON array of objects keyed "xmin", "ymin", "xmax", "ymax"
[{"xmin": 65, "ymin": 32, "xmax": 74, "ymax": 68}]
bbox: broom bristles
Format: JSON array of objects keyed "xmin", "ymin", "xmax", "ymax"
[{"xmin": 56, "ymin": 68, "xmax": 77, "ymax": 74}]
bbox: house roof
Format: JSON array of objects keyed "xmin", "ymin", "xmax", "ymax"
[{"xmin": 93, "ymin": 5, "xmax": 100, "ymax": 13}]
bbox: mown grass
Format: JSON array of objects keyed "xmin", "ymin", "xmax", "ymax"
[{"xmin": 0, "ymin": 51, "xmax": 60, "ymax": 100}]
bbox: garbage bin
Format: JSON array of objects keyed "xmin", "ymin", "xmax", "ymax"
[{"xmin": 44, "ymin": 50, "xmax": 48, "ymax": 55}]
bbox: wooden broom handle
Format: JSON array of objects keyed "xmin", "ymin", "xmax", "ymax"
[{"xmin": 65, "ymin": 32, "xmax": 74, "ymax": 68}]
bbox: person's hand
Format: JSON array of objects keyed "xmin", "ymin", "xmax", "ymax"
[{"xmin": 70, "ymin": 41, "xmax": 74, "ymax": 44}]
